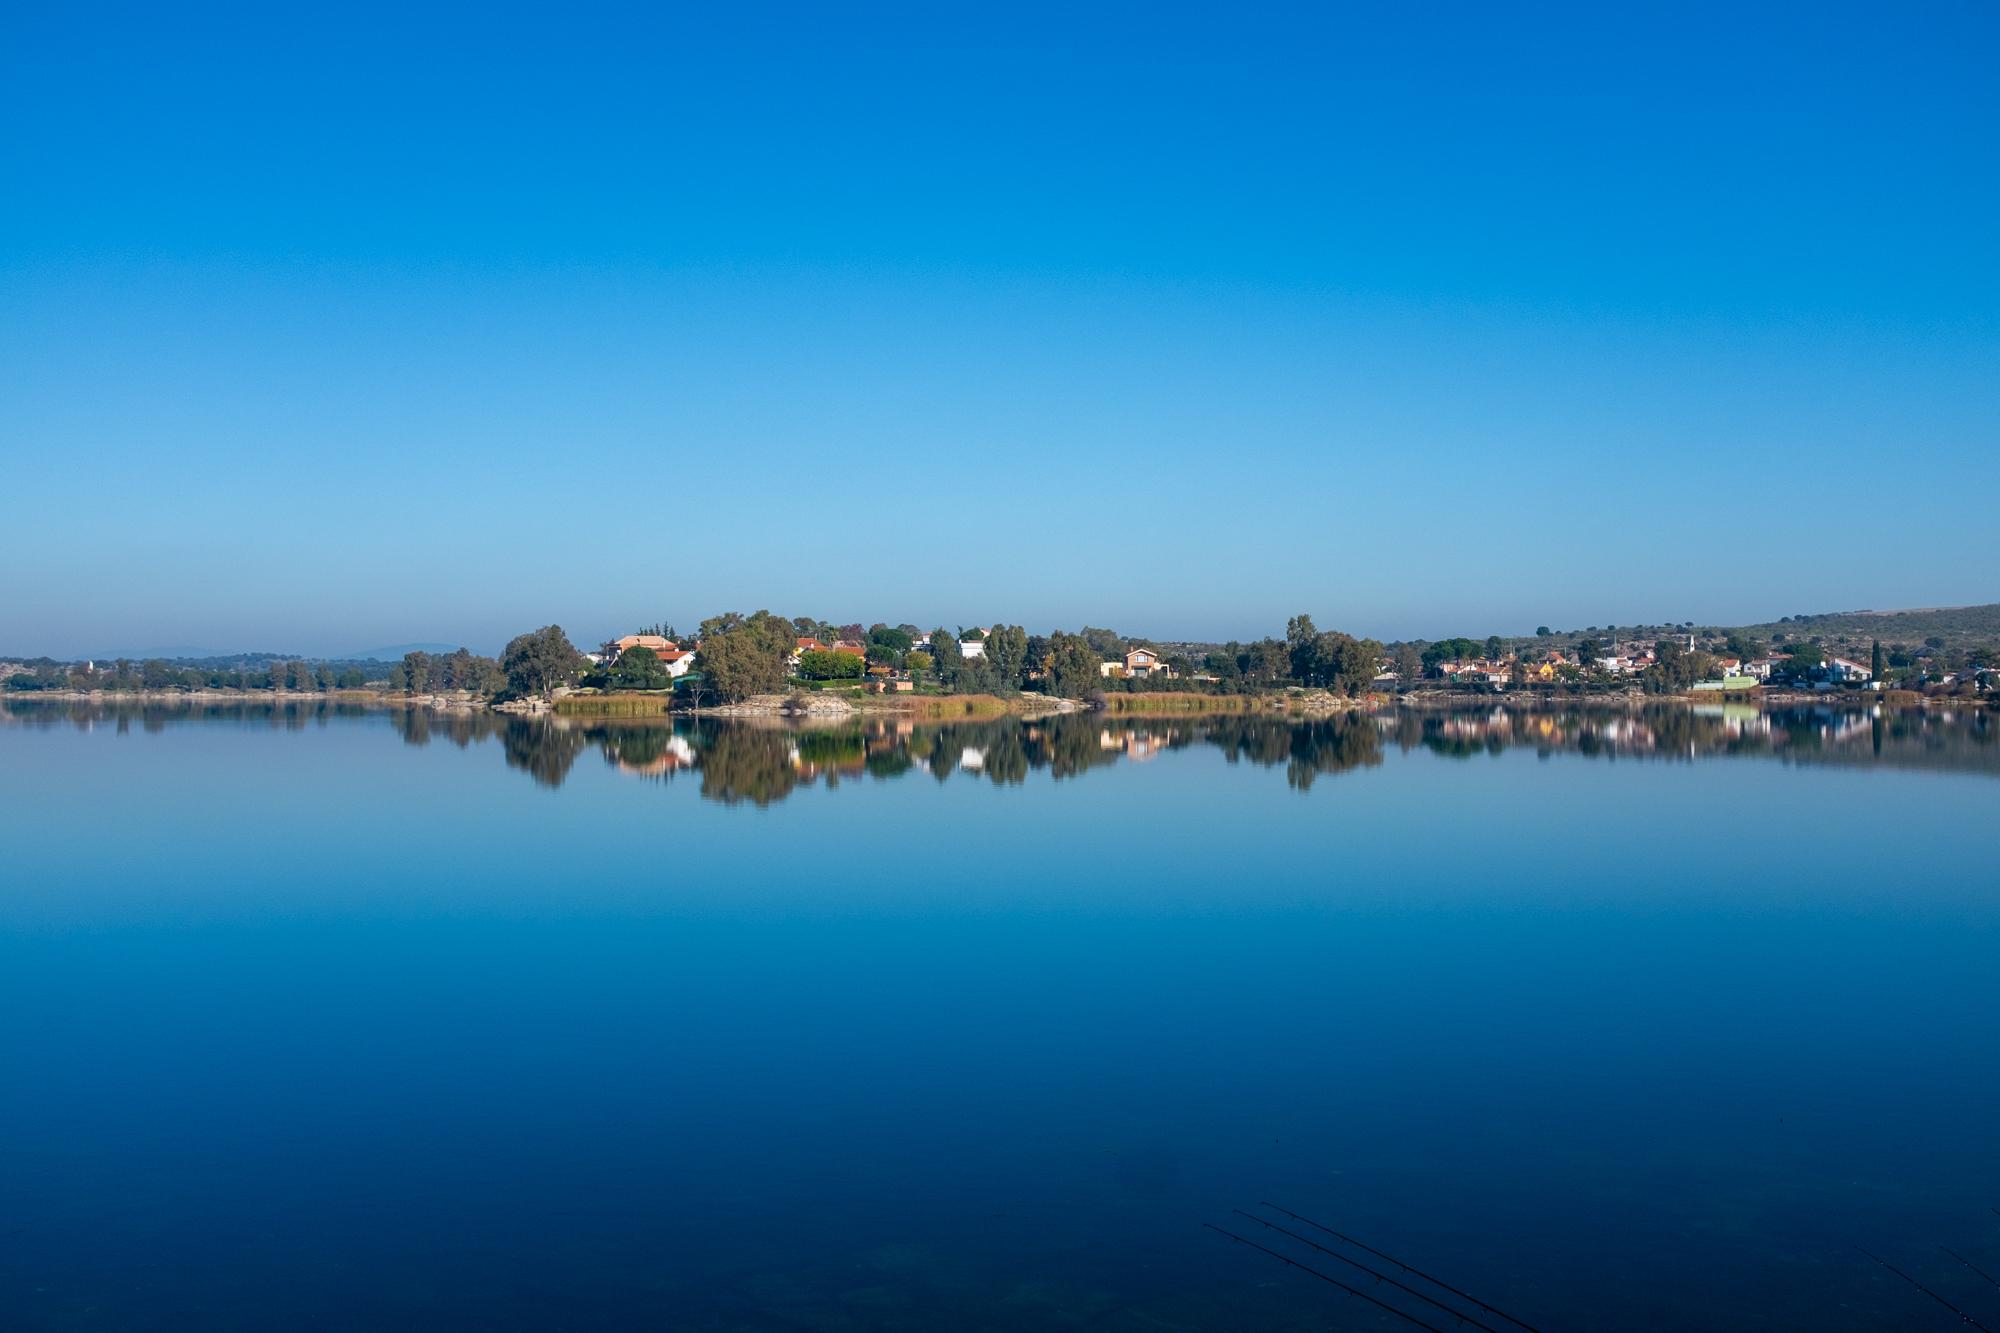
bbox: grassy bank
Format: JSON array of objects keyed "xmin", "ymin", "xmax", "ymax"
[
  {"xmin": 870, "ymin": 693, "xmax": 1013, "ymax": 720},
  {"xmin": 1099, "ymin": 692, "xmax": 1262, "ymax": 715},
  {"xmin": 554, "ymin": 692, "xmax": 674, "ymax": 717}
]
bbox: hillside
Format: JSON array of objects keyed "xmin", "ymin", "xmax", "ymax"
[{"xmin": 1726, "ymin": 604, "xmax": 2000, "ymax": 650}]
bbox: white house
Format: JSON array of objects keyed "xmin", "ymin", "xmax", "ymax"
[{"xmin": 1827, "ymin": 657, "xmax": 1872, "ymax": 683}]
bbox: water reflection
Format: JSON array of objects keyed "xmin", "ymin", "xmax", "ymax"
[{"xmin": 7, "ymin": 699, "xmax": 1995, "ymax": 800}]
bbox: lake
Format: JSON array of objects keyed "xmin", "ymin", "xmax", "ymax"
[{"xmin": 3, "ymin": 700, "xmax": 1997, "ymax": 1331}]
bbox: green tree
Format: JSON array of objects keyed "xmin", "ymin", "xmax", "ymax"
[
  {"xmin": 1329, "ymin": 635, "xmax": 1386, "ymax": 695},
  {"xmin": 928, "ymin": 627, "xmax": 962, "ymax": 688},
  {"xmin": 1484, "ymin": 635, "xmax": 1506, "ymax": 661},
  {"xmin": 694, "ymin": 610, "xmax": 795, "ymax": 701},
  {"xmin": 1421, "ymin": 638, "xmax": 1482, "ymax": 671},
  {"xmin": 796, "ymin": 648, "xmax": 863, "ymax": 681},
  {"xmin": 984, "ymin": 624, "xmax": 1028, "ymax": 691},
  {"xmin": 1871, "ymin": 639, "xmax": 1884, "ymax": 679},
  {"xmin": 1724, "ymin": 632, "xmax": 1765, "ymax": 662},
  {"xmin": 1024, "ymin": 636, "xmax": 1052, "ymax": 677},
  {"xmin": 608, "ymin": 646, "xmax": 672, "ymax": 689},
  {"xmin": 441, "ymin": 648, "xmax": 476, "ymax": 690},
  {"xmin": 501, "ymin": 626, "xmax": 585, "ymax": 700},
  {"xmin": 1044, "ymin": 631, "xmax": 1102, "ymax": 699},
  {"xmin": 400, "ymin": 651, "xmax": 432, "ymax": 694},
  {"xmin": 1238, "ymin": 639, "xmax": 1288, "ymax": 686},
  {"xmin": 1079, "ymin": 626, "xmax": 1126, "ymax": 660},
  {"xmin": 1285, "ymin": 614, "xmax": 1319, "ymax": 683}
]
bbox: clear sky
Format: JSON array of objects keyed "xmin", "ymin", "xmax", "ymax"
[{"xmin": 4, "ymin": 2, "xmax": 1995, "ymax": 657}]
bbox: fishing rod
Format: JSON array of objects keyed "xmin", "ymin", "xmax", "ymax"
[
  {"xmin": 1856, "ymin": 1247, "xmax": 1994, "ymax": 1332},
  {"xmin": 1942, "ymin": 1247, "xmax": 2000, "ymax": 1295},
  {"xmin": 1204, "ymin": 1223, "xmax": 1448, "ymax": 1333},
  {"xmin": 1230, "ymin": 1209, "xmax": 1501, "ymax": 1333},
  {"xmin": 1259, "ymin": 1202, "xmax": 1544, "ymax": 1333}
]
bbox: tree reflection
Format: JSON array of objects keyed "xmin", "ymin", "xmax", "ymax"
[
  {"xmin": 9, "ymin": 697, "xmax": 1994, "ymax": 802},
  {"xmin": 500, "ymin": 719, "xmax": 587, "ymax": 789}
]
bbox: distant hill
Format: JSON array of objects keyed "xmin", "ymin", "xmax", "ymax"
[
  {"xmin": 94, "ymin": 649, "xmax": 293, "ymax": 664},
  {"xmin": 339, "ymin": 642, "xmax": 465, "ymax": 662},
  {"xmin": 1727, "ymin": 604, "xmax": 2000, "ymax": 648},
  {"xmin": 1516, "ymin": 603, "xmax": 2000, "ymax": 657},
  {"xmin": 96, "ymin": 645, "xmax": 246, "ymax": 660}
]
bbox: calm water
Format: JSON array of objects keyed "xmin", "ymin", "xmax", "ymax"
[{"xmin": 3, "ymin": 700, "xmax": 1997, "ymax": 1331}]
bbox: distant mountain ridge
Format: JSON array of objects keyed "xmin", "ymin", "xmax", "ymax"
[
  {"xmin": 338, "ymin": 642, "xmax": 466, "ymax": 662},
  {"xmin": 1719, "ymin": 603, "xmax": 2000, "ymax": 648}
]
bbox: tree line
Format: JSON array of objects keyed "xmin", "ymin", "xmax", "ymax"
[{"xmin": 4, "ymin": 657, "xmax": 377, "ymax": 693}]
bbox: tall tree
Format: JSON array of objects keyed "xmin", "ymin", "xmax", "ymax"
[
  {"xmin": 1239, "ymin": 639, "xmax": 1288, "ymax": 686},
  {"xmin": 694, "ymin": 610, "xmax": 795, "ymax": 701},
  {"xmin": 401, "ymin": 651, "xmax": 432, "ymax": 694},
  {"xmin": 501, "ymin": 626, "xmax": 585, "ymax": 700},
  {"xmin": 928, "ymin": 627, "xmax": 962, "ymax": 688},
  {"xmin": 1285, "ymin": 614, "xmax": 1319, "ymax": 683},
  {"xmin": 1045, "ymin": 631, "xmax": 1102, "ymax": 699},
  {"xmin": 443, "ymin": 648, "xmax": 476, "ymax": 690},
  {"xmin": 984, "ymin": 624, "xmax": 1028, "ymax": 691}
]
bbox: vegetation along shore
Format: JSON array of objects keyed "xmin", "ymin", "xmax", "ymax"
[{"xmin": 7, "ymin": 603, "xmax": 1997, "ymax": 715}]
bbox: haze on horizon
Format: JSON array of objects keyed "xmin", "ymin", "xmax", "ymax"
[{"xmin": 4, "ymin": 3, "xmax": 1995, "ymax": 660}]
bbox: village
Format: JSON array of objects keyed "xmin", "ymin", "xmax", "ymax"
[
  {"xmin": 591, "ymin": 626, "xmax": 1966, "ymax": 693},
  {"xmin": 7, "ymin": 610, "xmax": 1996, "ymax": 707}
]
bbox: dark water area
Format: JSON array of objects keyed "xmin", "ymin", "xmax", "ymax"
[{"xmin": 3, "ymin": 700, "xmax": 1997, "ymax": 1330}]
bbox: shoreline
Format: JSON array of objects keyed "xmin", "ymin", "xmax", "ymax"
[{"xmin": 4, "ymin": 686, "xmax": 1977, "ymax": 716}]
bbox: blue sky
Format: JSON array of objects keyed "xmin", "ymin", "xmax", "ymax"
[{"xmin": 4, "ymin": 2, "xmax": 1995, "ymax": 656}]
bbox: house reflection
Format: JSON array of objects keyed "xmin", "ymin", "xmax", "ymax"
[{"xmin": 7, "ymin": 698, "xmax": 1994, "ymax": 800}]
